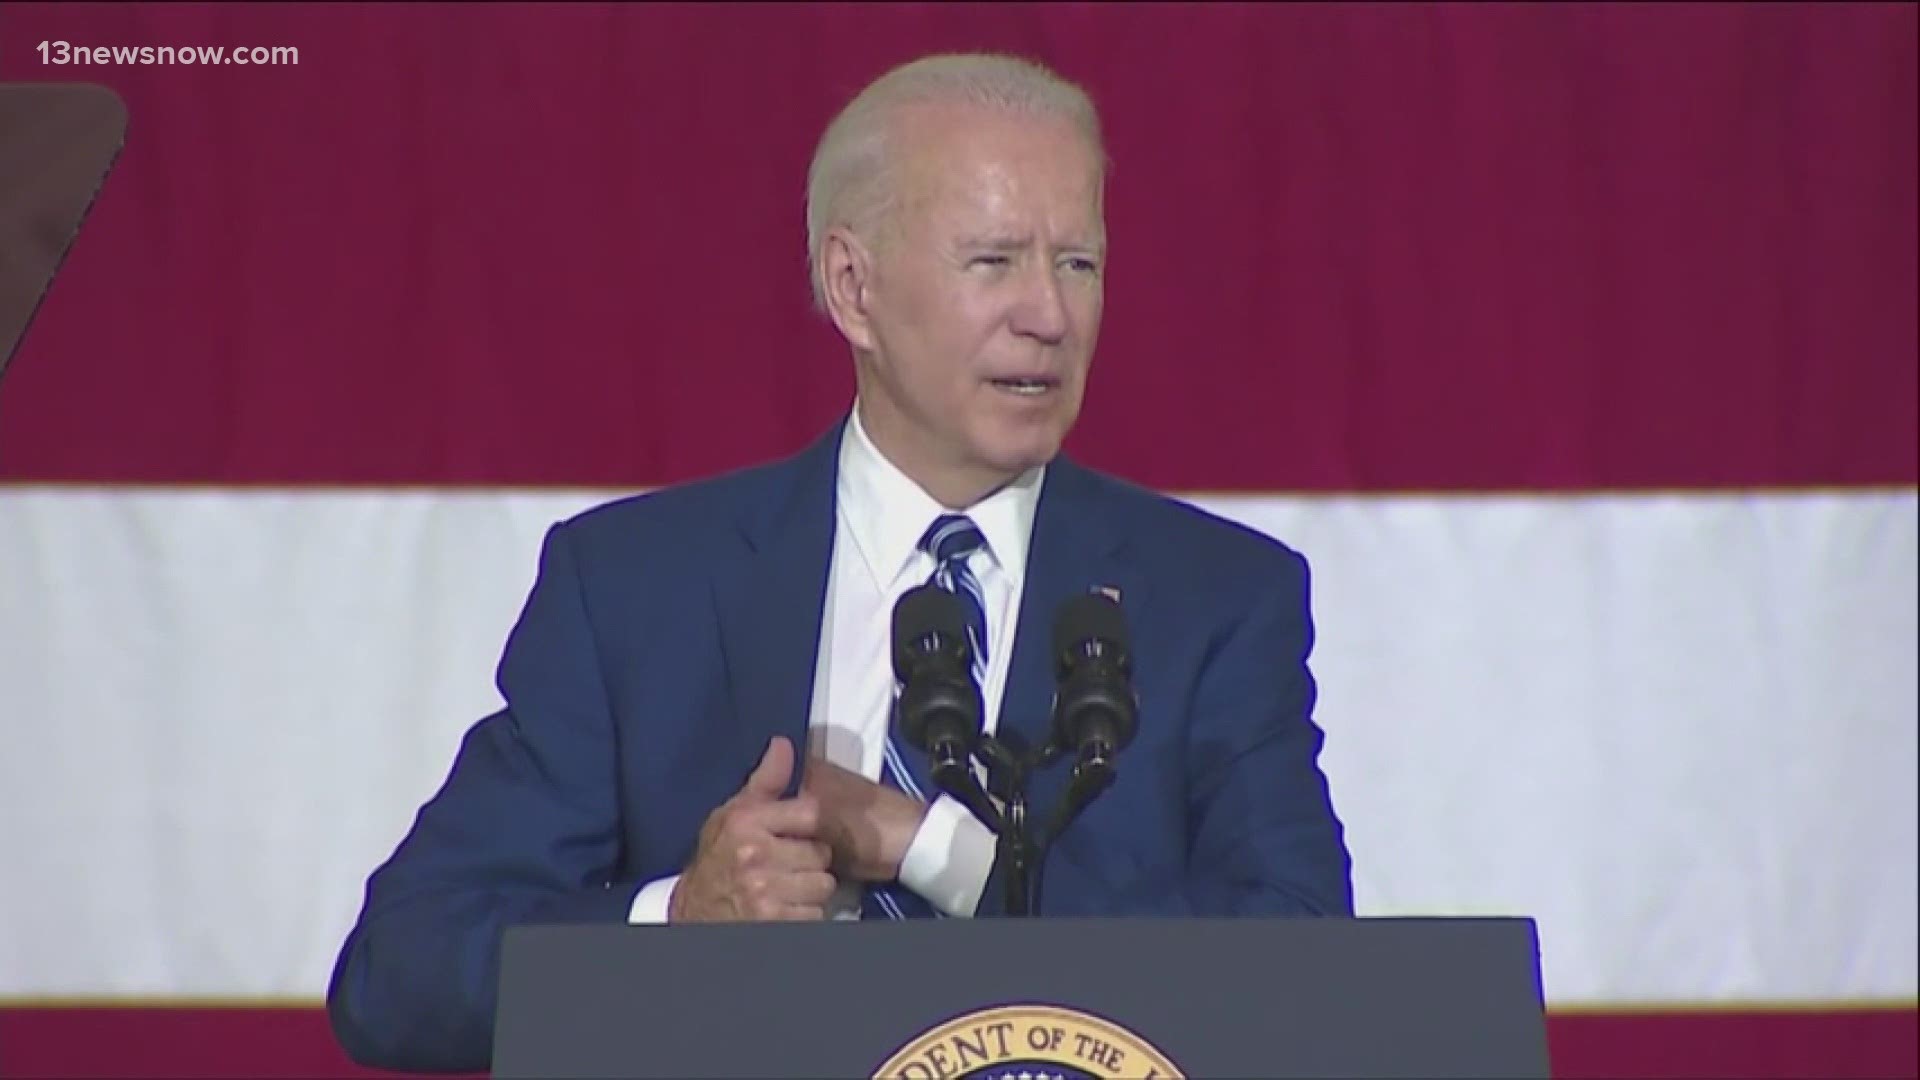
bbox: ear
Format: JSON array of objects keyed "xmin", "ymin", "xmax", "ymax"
[{"xmin": 820, "ymin": 226, "xmax": 879, "ymax": 352}]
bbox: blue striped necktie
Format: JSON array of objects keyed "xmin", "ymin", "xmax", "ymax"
[{"xmin": 864, "ymin": 514, "xmax": 990, "ymax": 921}]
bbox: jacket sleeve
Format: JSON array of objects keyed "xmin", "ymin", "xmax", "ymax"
[
  {"xmin": 327, "ymin": 522, "xmax": 636, "ymax": 1072},
  {"xmin": 1160, "ymin": 545, "xmax": 1354, "ymax": 916}
]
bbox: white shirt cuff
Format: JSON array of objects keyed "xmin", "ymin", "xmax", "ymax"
[
  {"xmin": 627, "ymin": 874, "xmax": 680, "ymax": 924},
  {"xmin": 896, "ymin": 794, "xmax": 997, "ymax": 917}
]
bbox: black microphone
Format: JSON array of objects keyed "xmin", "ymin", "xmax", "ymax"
[
  {"xmin": 891, "ymin": 585, "xmax": 984, "ymax": 778},
  {"xmin": 894, "ymin": 584, "xmax": 1018, "ymax": 910},
  {"xmin": 1029, "ymin": 591, "xmax": 1140, "ymax": 916},
  {"xmin": 1049, "ymin": 591, "xmax": 1139, "ymax": 770}
]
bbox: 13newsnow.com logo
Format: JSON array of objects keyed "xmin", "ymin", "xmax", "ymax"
[{"xmin": 872, "ymin": 1003, "xmax": 1184, "ymax": 1080}]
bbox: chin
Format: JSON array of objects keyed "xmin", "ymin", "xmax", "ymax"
[
  {"xmin": 964, "ymin": 404, "xmax": 1077, "ymax": 475},
  {"xmin": 975, "ymin": 433, "xmax": 1065, "ymax": 476}
]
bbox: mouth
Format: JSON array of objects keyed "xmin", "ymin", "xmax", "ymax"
[{"xmin": 987, "ymin": 375, "xmax": 1061, "ymax": 397}]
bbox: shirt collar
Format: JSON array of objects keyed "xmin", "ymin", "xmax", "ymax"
[{"xmin": 837, "ymin": 404, "xmax": 1045, "ymax": 590}]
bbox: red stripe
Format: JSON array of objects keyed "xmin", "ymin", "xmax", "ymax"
[
  {"xmin": 0, "ymin": 1006, "xmax": 1911, "ymax": 1079},
  {"xmin": 1546, "ymin": 1008, "xmax": 1920, "ymax": 1080},
  {"xmin": 0, "ymin": 4, "xmax": 1911, "ymax": 490}
]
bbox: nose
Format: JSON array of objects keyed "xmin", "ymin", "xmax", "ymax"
[{"xmin": 1009, "ymin": 262, "xmax": 1069, "ymax": 346}]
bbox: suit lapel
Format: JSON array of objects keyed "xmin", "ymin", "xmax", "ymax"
[{"xmin": 712, "ymin": 422, "xmax": 843, "ymax": 798}]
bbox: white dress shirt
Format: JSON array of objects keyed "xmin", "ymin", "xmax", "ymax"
[{"xmin": 627, "ymin": 406, "xmax": 1043, "ymax": 922}]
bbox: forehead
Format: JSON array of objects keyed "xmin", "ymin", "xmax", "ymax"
[{"xmin": 890, "ymin": 105, "xmax": 1106, "ymax": 242}]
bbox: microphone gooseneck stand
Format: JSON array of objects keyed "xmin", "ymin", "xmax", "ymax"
[
  {"xmin": 972, "ymin": 737, "xmax": 1033, "ymax": 917},
  {"xmin": 927, "ymin": 736, "xmax": 1036, "ymax": 916},
  {"xmin": 1028, "ymin": 740, "xmax": 1119, "ymax": 917},
  {"xmin": 942, "ymin": 731, "xmax": 1122, "ymax": 918}
]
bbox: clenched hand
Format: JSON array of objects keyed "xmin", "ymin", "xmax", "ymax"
[{"xmin": 670, "ymin": 737, "xmax": 837, "ymax": 922}]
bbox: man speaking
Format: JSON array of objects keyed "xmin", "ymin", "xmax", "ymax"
[{"xmin": 328, "ymin": 51, "xmax": 1353, "ymax": 1072}]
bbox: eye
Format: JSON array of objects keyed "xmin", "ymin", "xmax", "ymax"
[
  {"xmin": 970, "ymin": 255, "xmax": 1011, "ymax": 270},
  {"xmin": 1062, "ymin": 256, "xmax": 1101, "ymax": 276}
]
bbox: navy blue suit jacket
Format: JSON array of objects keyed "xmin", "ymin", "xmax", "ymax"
[{"xmin": 328, "ymin": 421, "xmax": 1353, "ymax": 1071}]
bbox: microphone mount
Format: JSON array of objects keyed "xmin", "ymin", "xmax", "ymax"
[{"xmin": 953, "ymin": 590, "xmax": 1139, "ymax": 918}]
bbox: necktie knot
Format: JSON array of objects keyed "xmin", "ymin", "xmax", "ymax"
[
  {"xmin": 920, "ymin": 514, "xmax": 987, "ymax": 567},
  {"xmin": 914, "ymin": 513, "xmax": 990, "ymax": 674}
]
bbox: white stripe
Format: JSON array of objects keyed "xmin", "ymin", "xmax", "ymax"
[
  {"xmin": 958, "ymin": 575, "xmax": 988, "ymax": 652},
  {"xmin": 927, "ymin": 518, "xmax": 975, "ymax": 555},
  {"xmin": 0, "ymin": 487, "xmax": 1912, "ymax": 1004},
  {"xmin": 882, "ymin": 737, "xmax": 925, "ymax": 803}
]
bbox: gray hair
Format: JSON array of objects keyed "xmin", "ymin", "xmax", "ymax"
[{"xmin": 803, "ymin": 52, "xmax": 1107, "ymax": 314}]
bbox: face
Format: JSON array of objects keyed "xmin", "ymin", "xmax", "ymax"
[{"xmin": 827, "ymin": 104, "xmax": 1107, "ymax": 504}]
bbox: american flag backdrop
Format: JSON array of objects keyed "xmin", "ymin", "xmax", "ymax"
[{"xmin": 0, "ymin": 5, "xmax": 1914, "ymax": 1078}]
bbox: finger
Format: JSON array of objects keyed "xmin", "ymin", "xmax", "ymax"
[
  {"xmin": 741, "ymin": 736, "xmax": 795, "ymax": 800},
  {"xmin": 740, "ymin": 880, "xmax": 829, "ymax": 922},
  {"xmin": 754, "ymin": 837, "xmax": 833, "ymax": 872},
  {"xmin": 746, "ymin": 793, "xmax": 821, "ymax": 838},
  {"xmin": 770, "ymin": 870, "xmax": 839, "ymax": 906},
  {"xmin": 768, "ymin": 903, "xmax": 827, "ymax": 922}
]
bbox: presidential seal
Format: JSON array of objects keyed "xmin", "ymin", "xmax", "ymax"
[{"xmin": 872, "ymin": 1003, "xmax": 1184, "ymax": 1080}]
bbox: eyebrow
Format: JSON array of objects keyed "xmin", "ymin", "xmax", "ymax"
[{"xmin": 957, "ymin": 235, "xmax": 1106, "ymax": 254}]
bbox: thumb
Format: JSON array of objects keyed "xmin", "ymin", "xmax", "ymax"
[{"xmin": 742, "ymin": 735, "xmax": 795, "ymax": 799}]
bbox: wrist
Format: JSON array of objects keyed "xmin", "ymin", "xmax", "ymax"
[
  {"xmin": 887, "ymin": 798, "xmax": 934, "ymax": 879},
  {"xmin": 897, "ymin": 794, "xmax": 998, "ymax": 916}
]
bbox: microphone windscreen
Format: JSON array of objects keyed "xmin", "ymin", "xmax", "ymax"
[
  {"xmin": 892, "ymin": 585, "xmax": 969, "ymax": 678},
  {"xmin": 1053, "ymin": 591, "xmax": 1130, "ymax": 660}
]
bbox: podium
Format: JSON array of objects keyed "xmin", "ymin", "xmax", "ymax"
[{"xmin": 493, "ymin": 916, "xmax": 1549, "ymax": 1079}]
